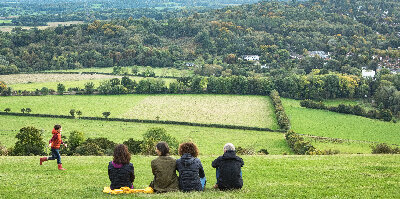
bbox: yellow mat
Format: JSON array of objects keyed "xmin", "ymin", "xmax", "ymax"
[{"xmin": 103, "ymin": 186, "xmax": 154, "ymax": 194}]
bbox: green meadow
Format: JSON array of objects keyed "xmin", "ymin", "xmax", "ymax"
[
  {"xmin": 0, "ymin": 115, "xmax": 288, "ymax": 155},
  {"xmin": 0, "ymin": 94, "xmax": 277, "ymax": 129},
  {"xmin": 282, "ymin": 98, "xmax": 400, "ymax": 145},
  {"xmin": 0, "ymin": 155, "xmax": 399, "ymax": 198}
]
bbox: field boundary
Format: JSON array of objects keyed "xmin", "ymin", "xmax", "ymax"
[
  {"xmin": 36, "ymin": 71, "xmax": 179, "ymax": 79},
  {"xmin": 0, "ymin": 112, "xmax": 284, "ymax": 132}
]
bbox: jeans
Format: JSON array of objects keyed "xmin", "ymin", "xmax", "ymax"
[
  {"xmin": 200, "ymin": 177, "xmax": 206, "ymax": 190},
  {"xmin": 48, "ymin": 148, "xmax": 61, "ymax": 164}
]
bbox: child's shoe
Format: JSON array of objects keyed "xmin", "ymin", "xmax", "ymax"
[
  {"xmin": 58, "ymin": 164, "xmax": 66, "ymax": 170},
  {"xmin": 39, "ymin": 157, "xmax": 47, "ymax": 165}
]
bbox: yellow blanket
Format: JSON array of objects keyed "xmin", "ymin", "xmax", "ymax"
[{"xmin": 103, "ymin": 186, "xmax": 154, "ymax": 194}]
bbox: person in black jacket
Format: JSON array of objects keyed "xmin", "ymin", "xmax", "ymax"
[
  {"xmin": 212, "ymin": 143, "xmax": 244, "ymax": 190},
  {"xmin": 108, "ymin": 144, "xmax": 135, "ymax": 189},
  {"xmin": 176, "ymin": 142, "xmax": 206, "ymax": 192}
]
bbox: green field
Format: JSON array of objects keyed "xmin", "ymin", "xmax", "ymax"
[
  {"xmin": 0, "ymin": 155, "xmax": 399, "ymax": 198},
  {"xmin": 45, "ymin": 66, "xmax": 193, "ymax": 77},
  {"xmin": 0, "ymin": 19, "xmax": 12, "ymax": 23},
  {"xmin": 282, "ymin": 98, "xmax": 400, "ymax": 145},
  {"xmin": 0, "ymin": 115, "xmax": 288, "ymax": 155},
  {"xmin": 0, "ymin": 94, "xmax": 277, "ymax": 129}
]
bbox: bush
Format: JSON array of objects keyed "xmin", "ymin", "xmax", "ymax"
[
  {"xmin": 258, "ymin": 149, "xmax": 269, "ymax": 155},
  {"xmin": 123, "ymin": 139, "xmax": 143, "ymax": 155},
  {"xmin": 57, "ymin": 83, "xmax": 66, "ymax": 94},
  {"xmin": 84, "ymin": 137, "xmax": 116, "ymax": 155},
  {"xmin": 75, "ymin": 142, "xmax": 104, "ymax": 156},
  {"xmin": 141, "ymin": 128, "xmax": 178, "ymax": 155},
  {"xmin": 68, "ymin": 131, "xmax": 85, "ymax": 152},
  {"xmin": 236, "ymin": 146, "xmax": 255, "ymax": 155},
  {"xmin": 84, "ymin": 82, "xmax": 95, "ymax": 94},
  {"xmin": 285, "ymin": 130, "xmax": 315, "ymax": 155},
  {"xmin": 270, "ymin": 90, "xmax": 291, "ymax": 130},
  {"xmin": 40, "ymin": 87, "xmax": 49, "ymax": 95},
  {"xmin": 372, "ymin": 143, "xmax": 400, "ymax": 154},
  {"xmin": 13, "ymin": 126, "xmax": 45, "ymax": 156},
  {"xmin": 0, "ymin": 142, "xmax": 8, "ymax": 156}
]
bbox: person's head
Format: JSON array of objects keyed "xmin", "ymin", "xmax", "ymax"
[
  {"xmin": 113, "ymin": 144, "xmax": 131, "ymax": 165},
  {"xmin": 178, "ymin": 142, "xmax": 199, "ymax": 157},
  {"xmin": 223, "ymin": 143, "xmax": 235, "ymax": 153},
  {"xmin": 54, "ymin": 124, "xmax": 62, "ymax": 132},
  {"xmin": 155, "ymin": 141, "xmax": 170, "ymax": 156}
]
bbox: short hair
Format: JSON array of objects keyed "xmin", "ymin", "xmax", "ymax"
[
  {"xmin": 178, "ymin": 142, "xmax": 199, "ymax": 157},
  {"xmin": 113, "ymin": 144, "xmax": 131, "ymax": 165},
  {"xmin": 224, "ymin": 143, "xmax": 235, "ymax": 151},
  {"xmin": 156, "ymin": 141, "xmax": 170, "ymax": 156},
  {"xmin": 54, "ymin": 124, "xmax": 61, "ymax": 130}
]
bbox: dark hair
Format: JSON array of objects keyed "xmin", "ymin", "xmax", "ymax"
[
  {"xmin": 178, "ymin": 142, "xmax": 199, "ymax": 157},
  {"xmin": 156, "ymin": 142, "xmax": 170, "ymax": 156},
  {"xmin": 113, "ymin": 144, "xmax": 131, "ymax": 165},
  {"xmin": 54, "ymin": 124, "xmax": 61, "ymax": 130}
]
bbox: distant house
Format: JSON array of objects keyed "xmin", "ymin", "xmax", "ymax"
[
  {"xmin": 308, "ymin": 51, "xmax": 330, "ymax": 59},
  {"xmin": 185, "ymin": 62, "xmax": 195, "ymax": 67},
  {"xmin": 242, "ymin": 55, "xmax": 260, "ymax": 61},
  {"xmin": 362, "ymin": 69, "xmax": 375, "ymax": 78}
]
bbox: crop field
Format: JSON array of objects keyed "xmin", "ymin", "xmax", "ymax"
[
  {"xmin": 282, "ymin": 98, "xmax": 400, "ymax": 145},
  {"xmin": 0, "ymin": 73, "xmax": 122, "ymax": 85},
  {"xmin": 45, "ymin": 66, "xmax": 194, "ymax": 77},
  {"xmin": 0, "ymin": 115, "xmax": 289, "ymax": 155},
  {"xmin": 0, "ymin": 21, "xmax": 84, "ymax": 32},
  {"xmin": 0, "ymin": 94, "xmax": 276, "ymax": 129},
  {"xmin": 0, "ymin": 155, "xmax": 399, "ymax": 198}
]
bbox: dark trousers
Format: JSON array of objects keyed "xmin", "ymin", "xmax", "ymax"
[{"xmin": 48, "ymin": 148, "xmax": 61, "ymax": 164}]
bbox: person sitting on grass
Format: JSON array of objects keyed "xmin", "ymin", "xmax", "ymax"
[
  {"xmin": 149, "ymin": 142, "xmax": 179, "ymax": 193},
  {"xmin": 176, "ymin": 142, "xmax": 206, "ymax": 192},
  {"xmin": 39, "ymin": 124, "xmax": 67, "ymax": 170},
  {"xmin": 212, "ymin": 143, "xmax": 244, "ymax": 190},
  {"xmin": 108, "ymin": 144, "xmax": 135, "ymax": 190}
]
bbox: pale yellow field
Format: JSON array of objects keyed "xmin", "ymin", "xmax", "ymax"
[{"xmin": 0, "ymin": 21, "xmax": 84, "ymax": 32}]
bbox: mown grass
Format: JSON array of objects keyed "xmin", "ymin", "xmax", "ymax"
[
  {"xmin": 0, "ymin": 115, "xmax": 289, "ymax": 155},
  {"xmin": 282, "ymin": 98, "xmax": 400, "ymax": 145},
  {"xmin": 0, "ymin": 155, "xmax": 399, "ymax": 198},
  {"xmin": 0, "ymin": 94, "xmax": 277, "ymax": 129},
  {"xmin": 45, "ymin": 66, "xmax": 193, "ymax": 77}
]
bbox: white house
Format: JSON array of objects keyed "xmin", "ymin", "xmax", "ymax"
[
  {"xmin": 362, "ymin": 69, "xmax": 375, "ymax": 78},
  {"xmin": 308, "ymin": 51, "xmax": 330, "ymax": 59},
  {"xmin": 242, "ymin": 55, "xmax": 260, "ymax": 61}
]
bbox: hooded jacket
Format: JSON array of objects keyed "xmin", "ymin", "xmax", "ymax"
[
  {"xmin": 212, "ymin": 150, "xmax": 244, "ymax": 190},
  {"xmin": 49, "ymin": 128, "xmax": 63, "ymax": 149},
  {"xmin": 176, "ymin": 153, "xmax": 205, "ymax": 192},
  {"xmin": 108, "ymin": 161, "xmax": 135, "ymax": 190}
]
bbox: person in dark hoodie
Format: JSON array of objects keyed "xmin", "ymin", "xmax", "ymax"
[
  {"xmin": 39, "ymin": 124, "xmax": 67, "ymax": 170},
  {"xmin": 149, "ymin": 141, "xmax": 179, "ymax": 193},
  {"xmin": 212, "ymin": 143, "xmax": 244, "ymax": 190},
  {"xmin": 176, "ymin": 142, "xmax": 206, "ymax": 192},
  {"xmin": 108, "ymin": 144, "xmax": 135, "ymax": 190}
]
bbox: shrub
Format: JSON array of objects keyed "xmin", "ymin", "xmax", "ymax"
[
  {"xmin": 4, "ymin": 108, "xmax": 10, "ymax": 112},
  {"xmin": 123, "ymin": 138, "xmax": 143, "ymax": 155},
  {"xmin": 75, "ymin": 142, "xmax": 104, "ymax": 156},
  {"xmin": 84, "ymin": 137, "xmax": 116, "ymax": 155},
  {"xmin": 285, "ymin": 130, "xmax": 315, "ymax": 155},
  {"xmin": 76, "ymin": 110, "xmax": 82, "ymax": 118},
  {"xmin": 84, "ymin": 82, "xmax": 95, "ymax": 94},
  {"xmin": 102, "ymin": 112, "xmax": 111, "ymax": 118},
  {"xmin": 13, "ymin": 126, "xmax": 45, "ymax": 156},
  {"xmin": 141, "ymin": 128, "xmax": 178, "ymax": 155},
  {"xmin": 258, "ymin": 149, "xmax": 269, "ymax": 155},
  {"xmin": 69, "ymin": 109, "xmax": 76, "ymax": 117},
  {"xmin": 381, "ymin": 109, "xmax": 393, "ymax": 122},
  {"xmin": 0, "ymin": 142, "xmax": 8, "ymax": 156},
  {"xmin": 68, "ymin": 131, "xmax": 85, "ymax": 152},
  {"xmin": 25, "ymin": 108, "xmax": 32, "ymax": 114},
  {"xmin": 372, "ymin": 143, "xmax": 400, "ymax": 154},
  {"xmin": 57, "ymin": 83, "xmax": 66, "ymax": 94},
  {"xmin": 40, "ymin": 87, "xmax": 49, "ymax": 95},
  {"xmin": 270, "ymin": 90, "xmax": 291, "ymax": 130},
  {"xmin": 236, "ymin": 146, "xmax": 255, "ymax": 155}
]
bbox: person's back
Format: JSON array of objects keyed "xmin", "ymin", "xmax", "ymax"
[
  {"xmin": 176, "ymin": 153, "xmax": 204, "ymax": 191},
  {"xmin": 151, "ymin": 153, "xmax": 179, "ymax": 192},
  {"xmin": 212, "ymin": 145, "xmax": 244, "ymax": 190},
  {"xmin": 108, "ymin": 161, "xmax": 135, "ymax": 189},
  {"xmin": 108, "ymin": 144, "xmax": 135, "ymax": 190}
]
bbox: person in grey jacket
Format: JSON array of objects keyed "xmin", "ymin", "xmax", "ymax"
[
  {"xmin": 150, "ymin": 142, "xmax": 179, "ymax": 192},
  {"xmin": 212, "ymin": 143, "xmax": 244, "ymax": 190},
  {"xmin": 176, "ymin": 142, "xmax": 206, "ymax": 192}
]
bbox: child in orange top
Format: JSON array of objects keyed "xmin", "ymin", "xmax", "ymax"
[{"xmin": 39, "ymin": 124, "xmax": 67, "ymax": 170}]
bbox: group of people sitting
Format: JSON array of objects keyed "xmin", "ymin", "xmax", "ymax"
[{"xmin": 108, "ymin": 142, "xmax": 244, "ymax": 192}]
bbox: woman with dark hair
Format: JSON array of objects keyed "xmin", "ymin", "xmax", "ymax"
[
  {"xmin": 176, "ymin": 142, "xmax": 206, "ymax": 192},
  {"xmin": 108, "ymin": 144, "xmax": 135, "ymax": 189},
  {"xmin": 149, "ymin": 142, "xmax": 179, "ymax": 192}
]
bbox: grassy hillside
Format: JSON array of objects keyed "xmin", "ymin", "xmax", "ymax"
[
  {"xmin": 0, "ymin": 94, "xmax": 277, "ymax": 129},
  {"xmin": 0, "ymin": 115, "xmax": 288, "ymax": 155},
  {"xmin": 282, "ymin": 98, "xmax": 400, "ymax": 145},
  {"xmin": 0, "ymin": 155, "xmax": 399, "ymax": 198}
]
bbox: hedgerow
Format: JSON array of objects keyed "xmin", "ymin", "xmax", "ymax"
[{"xmin": 270, "ymin": 90, "xmax": 290, "ymax": 130}]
